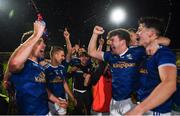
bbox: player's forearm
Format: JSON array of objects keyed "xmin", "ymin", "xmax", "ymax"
[
  {"xmin": 157, "ymin": 36, "xmax": 171, "ymax": 46},
  {"xmin": 88, "ymin": 33, "xmax": 98, "ymax": 57},
  {"xmin": 65, "ymin": 38, "xmax": 72, "ymax": 62},
  {"xmin": 83, "ymin": 73, "xmax": 91, "ymax": 86},
  {"xmin": 8, "ymin": 34, "xmax": 41, "ymax": 72},
  {"xmin": 64, "ymin": 82, "xmax": 75, "ymax": 100},
  {"xmin": 47, "ymin": 89, "xmax": 60, "ymax": 103},
  {"xmin": 65, "ymin": 37, "xmax": 72, "ymax": 55},
  {"xmin": 135, "ymin": 80, "xmax": 176, "ymax": 114}
]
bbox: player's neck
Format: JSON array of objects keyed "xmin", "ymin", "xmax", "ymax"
[
  {"xmin": 117, "ymin": 46, "xmax": 128, "ymax": 55},
  {"xmin": 28, "ymin": 55, "xmax": 38, "ymax": 63},
  {"xmin": 51, "ymin": 59, "xmax": 59, "ymax": 66}
]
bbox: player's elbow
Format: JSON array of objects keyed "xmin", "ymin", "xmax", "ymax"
[{"xmin": 8, "ymin": 60, "xmax": 22, "ymax": 72}]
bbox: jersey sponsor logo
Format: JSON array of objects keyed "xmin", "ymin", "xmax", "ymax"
[
  {"xmin": 54, "ymin": 70, "xmax": 59, "ymax": 75},
  {"xmin": 50, "ymin": 76, "xmax": 63, "ymax": 83},
  {"xmin": 35, "ymin": 72, "xmax": 46, "ymax": 83},
  {"xmin": 112, "ymin": 61, "xmax": 136, "ymax": 68}
]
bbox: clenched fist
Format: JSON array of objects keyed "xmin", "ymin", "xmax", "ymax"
[
  {"xmin": 33, "ymin": 20, "xmax": 46, "ymax": 38},
  {"xmin": 64, "ymin": 28, "xmax": 70, "ymax": 39},
  {"xmin": 93, "ymin": 26, "xmax": 105, "ymax": 35}
]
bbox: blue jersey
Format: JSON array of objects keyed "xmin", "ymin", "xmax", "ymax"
[
  {"xmin": 45, "ymin": 64, "xmax": 66, "ymax": 99},
  {"xmin": 10, "ymin": 59, "xmax": 48, "ymax": 115},
  {"xmin": 103, "ymin": 46, "xmax": 146, "ymax": 101},
  {"xmin": 62, "ymin": 60, "xmax": 70, "ymax": 73},
  {"xmin": 137, "ymin": 45, "xmax": 176, "ymax": 113}
]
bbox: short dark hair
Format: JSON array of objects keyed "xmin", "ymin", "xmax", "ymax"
[
  {"xmin": 138, "ymin": 17, "xmax": 165, "ymax": 36},
  {"xmin": 50, "ymin": 46, "xmax": 64, "ymax": 57},
  {"xmin": 107, "ymin": 28, "xmax": 131, "ymax": 47}
]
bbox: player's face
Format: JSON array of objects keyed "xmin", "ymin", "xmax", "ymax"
[
  {"xmin": 74, "ymin": 44, "xmax": 80, "ymax": 51},
  {"xmin": 109, "ymin": 35, "xmax": 123, "ymax": 54},
  {"xmin": 130, "ymin": 32, "xmax": 138, "ymax": 43},
  {"xmin": 137, "ymin": 23, "xmax": 154, "ymax": 47},
  {"xmin": 55, "ymin": 51, "xmax": 65, "ymax": 64},
  {"xmin": 33, "ymin": 39, "xmax": 46, "ymax": 58},
  {"xmin": 80, "ymin": 55, "xmax": 89, "ymax": 66}
]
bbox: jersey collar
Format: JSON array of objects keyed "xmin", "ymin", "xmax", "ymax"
[{"xmin": 119, "ymin": 48, "xmax": 128, "ymax": 57}]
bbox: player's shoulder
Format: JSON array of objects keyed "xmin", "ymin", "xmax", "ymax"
[
  {"xmin": 129, "ymin": 46, "xmax": 145, "ymax": 52},
  {"xmin": 158, "ymin": 45, "xmax": 171, "ymax": 51},
  {"xmin": 128, "ymin": 46, "xmax": 146, "ymax": 57},
  {"xmin": 157, "ymin": 45, "xmax": 175, "ymax": 56},
  {"xmin": 58, "ymin": 64, "xmax": 65, "ymax": 69}
]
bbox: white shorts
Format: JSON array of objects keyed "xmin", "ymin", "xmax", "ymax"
[
  {"xmin": 48, "ymin": 97, "xmax": 67, "ymax": 115},
  {"xmin": 137, "ymin": 102, "xmax": 172, "ymax": 115},
  {"xmin": 171, "ymin": 110, "xmax": 180, "ymax": 115},
  {"xmin": 46, "ymin": 111, "xmax": 53, "ymax": 116},
  {"xmin": 110, "ymin": 98, "xmax": 135, "ymax": 116}
]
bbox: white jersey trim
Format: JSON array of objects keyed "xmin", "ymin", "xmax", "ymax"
[
  {"xmin": 119, "ymin": 48, "xmax": 129, "ymax": 57},
  {"xmin": 158, "ymin": 63, "xmax": 176, "ymax": 69}
]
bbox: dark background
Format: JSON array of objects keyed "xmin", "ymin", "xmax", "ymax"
[{"xmin": 0, "ymin": 0, "xmax": 179, "ymax": 52}]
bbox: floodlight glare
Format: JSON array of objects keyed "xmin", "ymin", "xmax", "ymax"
[{"xmin": 110, "ymin": 7, "xmax": 126, "ymax": 25}]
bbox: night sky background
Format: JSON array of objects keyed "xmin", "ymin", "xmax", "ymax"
[{"xmin": 0, "ymin": 0, "xmax": 179, "ymax": 52}]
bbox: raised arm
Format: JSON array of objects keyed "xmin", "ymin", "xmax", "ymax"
[
  {"xmin": 8, "ymin": 21, "xmax": 45, "ymax": 72},
  {"xmin": 126, "ymin": 65, "xmax": 176, "ymax": 115},
  {"xmin": 146, "ymin": 37, "xmax": 171, "ymax": 55},
  {"xmin": 88, "ymin": 26, "xmax": 105, "ymax": 60},
  {"xmin": 64, "ymin": 28, "xmax": 72, "ymax": 62},
  {"xmin": 157, "ymin": 36, "xmax": 171, "ymax": 46}
]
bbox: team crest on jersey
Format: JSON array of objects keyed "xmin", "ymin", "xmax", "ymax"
[
  {"xmin": 54, "ymin": 70, "xmax": 59, "ymax": 75},
  {"xmin": 50, "ymin": 76, "xmax": 63, "ymax": 83},
  {"xmin": 54, "ymin": 69, "xmax": 63, "ymax": 75},
  {"xmin": 35, "ymin": 72, "xmax": 46, "ymax": 83},
  {"xmin": 126, "ymin": 54, "xmax": 133, "ymax": 60}
]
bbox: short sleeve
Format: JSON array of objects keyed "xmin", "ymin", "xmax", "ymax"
[{"xmin": 157, "ymin": 48, "xmax": 176, "ymax": 68}]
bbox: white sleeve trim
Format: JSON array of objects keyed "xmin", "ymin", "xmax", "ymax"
[
  {"xmin": 158, "ymin": 63, "xmax": 176, "ymax": 69},
  {"xmin": 102, "ymin": 52, "xmax": 105, "ymax": 61}
]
